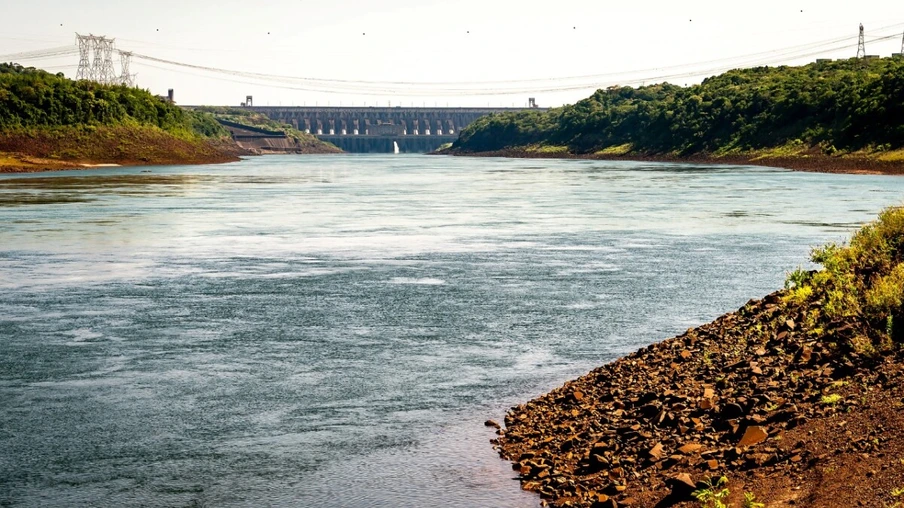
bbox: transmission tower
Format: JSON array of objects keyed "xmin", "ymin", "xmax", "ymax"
[
  {"xmin": 90, "ymin": 35, "xmax": 106, "ymax": 81},
  {"xmin": 74, "ymin": 34, "xmax": 122, "ymax": 84},
  {"xmin": 900, "ymin": 31, "xmax": 904, "ymax": 54},
  {"xmin": 857, "ymin": 23, "xmax": 866, "ymax": 59},
  {"xmin": 99, "ymin": 38, "xmax": 117, "ymax": 84},
  {"xmin": 118, "ymin": 51, "xmax": 135, "ymax": 87},
  {"xmin": 75, "ymin": 34, "xmax": 91, "ymax": 81}
]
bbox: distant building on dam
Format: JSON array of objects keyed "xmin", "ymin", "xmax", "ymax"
[{"xmin": 242, "ymin": 106, "xmax": 544, "ymax": 153}]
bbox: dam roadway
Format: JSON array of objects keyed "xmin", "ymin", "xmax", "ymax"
[{"xmin": 245, "ymin": 106, "xmax": 543, "ymax": 153}]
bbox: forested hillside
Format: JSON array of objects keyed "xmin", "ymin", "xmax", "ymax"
[
  {"xmin": 0, "ymin": 63, "xmax": 242, "ymax": 170},
  {"xmin": 0, "ymin": 63, "xmax": 226, "ymax": 138},
  {"xmin": 453, "ymin": 58, "xmax": 904, "ymax": 159}
]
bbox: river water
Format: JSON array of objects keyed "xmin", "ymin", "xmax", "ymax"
[{"xmin": 1, "ymin": 155, "xmax": 902, "ymax": 507}]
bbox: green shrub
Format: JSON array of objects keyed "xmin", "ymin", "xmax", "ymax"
[
  {"xmin": 693, "ymin": 476, "xmax": 730, "ymax": 508},
  {"xmin": 0, "ymin": 64, "xmax": 228, "ymax": 139},
  {"xmin": 453, "ymin": 58, "xmax": 904, "ymax": 155},
  {"xmin": 795, "ymin": 206, "xmax": 904, "ymax": 351},
  {"xmin": 865, "ymin": 264, "xmax": 904, "ymax": 314}
]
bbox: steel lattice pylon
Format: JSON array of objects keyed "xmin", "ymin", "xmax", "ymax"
[
  {"xmin": 75, "ymin": 34, "xmax": 133, "ymax": 85},
  {"xmin": 75, "ymin": 34, "xmax": 92, "ymax": 81},
  {"xmin": 91, "ymin": 35, "xmax": 106, "ymax": 81},
  {"xmin": 101, "ymin": 39, "xmax": 119, "ymax": 85},
  {"xmin": 857, "ymin": 24, "xmax": 866, "ymax": 59},
  {"xmin": 119, "ymin": 51, "xmax": 134, "ymax": 87}
]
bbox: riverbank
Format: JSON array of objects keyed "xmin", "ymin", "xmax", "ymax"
[
  {"xmin": 445, "ymin": 59, "xmax": 904, "ymax": 177},
  {"xmin": 443, "ymin": 147, "xmax": 904, "ymax": 176},
  {"xmin": 0, "ymin": 125, "xmax": 249, "ymax": 173},
  {"xmin": 491, "ymin": 208, "xmax": 904, "ymax": 507}
]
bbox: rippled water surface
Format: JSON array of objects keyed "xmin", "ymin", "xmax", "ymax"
[{"xmin": 2, "ymin": 155, "xmax": 903, "ymax": 507}]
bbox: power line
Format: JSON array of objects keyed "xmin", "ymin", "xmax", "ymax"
[
  {"xmin": 135, "ymin": 33, "xmax": 892, "ymax": 98},
  {"xmin": 120, "ymin": 21, "xmax": 904, "ymax": 96},
  {"xmin": 0, "ymin": 46, "xmax": 78, "ymax": 61},
  {"xmin": 128, "ymin": 35, "xmax": 844, "ymax": 89},
  {"xmin": 130, "ymin": 30, "xmax": 900, "ymax": 96},
  {"xmin": 5, "ymin": 22, "xmax": 904, "ymax": 97},
  {"xmin": 73, "ymin": 34, "xmax": 131, "ymax": 85}
]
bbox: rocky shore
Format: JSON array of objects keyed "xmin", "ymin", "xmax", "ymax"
[
  {"xmin": 446, "ymin": 148, "xmax": 904, "ymax": 176},
  {"xmin": 490, "ymin": 209, "xmax": 904, "ymax": 507}
]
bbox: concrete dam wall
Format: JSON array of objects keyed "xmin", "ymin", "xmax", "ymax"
[{"xmin": 246, "ymin": 106, "xmax": 543, "ymax": 153}]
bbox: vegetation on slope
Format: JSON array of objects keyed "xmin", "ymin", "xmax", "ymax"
[
  {"xmin": 454, "ymin": 58, "xmax": 904, "ymax": 161},
  {"xmin": 0, "ymin": 62, "xmax": 241, "ymax": 168},
  {"xmin": 788, "ymin": 206, "xmax": 904, "ymax": 352},
  {"xmin": 0, "ymin": 124, "xmax": 240, "ymax": 169},
  {"xmin": 0, "ymin": 63, "xmax": 227, "ymax": 138}
]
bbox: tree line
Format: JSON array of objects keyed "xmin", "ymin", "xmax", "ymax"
[
  {"xmin": 454, "ymin": 58, "xmax": 904, "ymax": 155},
  {"xmin": 0, "ymin": 63, "xmax": 226, "ymax": 139}
]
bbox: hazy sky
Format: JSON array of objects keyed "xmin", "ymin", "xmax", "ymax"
[{"xmin": 2, "ymin": 1, "xmax": 903, "ymax": 107}]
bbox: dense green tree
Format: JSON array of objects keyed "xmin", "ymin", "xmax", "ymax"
[
  {"xmin": 454, "ymin": 58, "xmax": 904, "ymax": 155},
  {"xmin": 0, "ymin": 63, "xmax": 227, "ymax": 138}
]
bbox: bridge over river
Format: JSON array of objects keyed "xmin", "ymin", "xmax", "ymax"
[{"xmin": 245, "ymin": 106, "xmax": 543, "ymax": 153}]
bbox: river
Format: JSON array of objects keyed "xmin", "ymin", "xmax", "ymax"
[{"xmin": 1, "ymin": 155, "xmax": 902, "ymax": 507}]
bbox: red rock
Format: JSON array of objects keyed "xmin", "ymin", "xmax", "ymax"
[
  {"xmin": 738, "ymin": 426, "xmax": 769, "ymax": 447},
  {"xmin": 675, "ymin": 473, "xmax": 695, "ymax": 487},
  {"xmin": 591, "ymin": 496, "xmax": 617, "ymax": 508},
  {"xmin": 485, "ymin": 419, "xmax": 501, "ymax": 429},
  {"xmin": 647, "ymin": 442, "xmax": 665, "ymax": 461},
  {"xmin": 678, "ymin": 443, "xmax": 703, "ymax": 454},
  {"xmin": 666, "ymin": 472, "xmax": 697, "ymax": 493}
]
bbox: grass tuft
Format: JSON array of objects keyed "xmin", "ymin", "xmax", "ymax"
[
  {"xmin": 820, "ymin": 393, "xmax": 843, "ymax": 405},
  {"xmin": 594, "ymin": 143, "xmax": 633, "ymax": 155}
]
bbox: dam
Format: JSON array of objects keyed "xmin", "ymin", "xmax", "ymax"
[{"xmin": 244, "ymin": 106, "xmax": 543, "ymax": 153}]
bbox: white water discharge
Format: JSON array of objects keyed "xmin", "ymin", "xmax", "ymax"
[
  {"xmin": 2, "ymin": 155, "xmax": 904, "ymax": 507},
  {"xmin": 394, "ymin": 141, "xmax": 400, "ymax": 154}
]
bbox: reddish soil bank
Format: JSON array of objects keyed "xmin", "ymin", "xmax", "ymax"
[
  {"xmin": 447, "ymin": 148, "xmax": 904, "ymax": 176},
  {"xmin": 0, "ymin": 126, "xmax": 252, "ymax": 173},
  {"xmin": 489, "ymin": 291, "xmax": 904, "ymax": 507}
]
